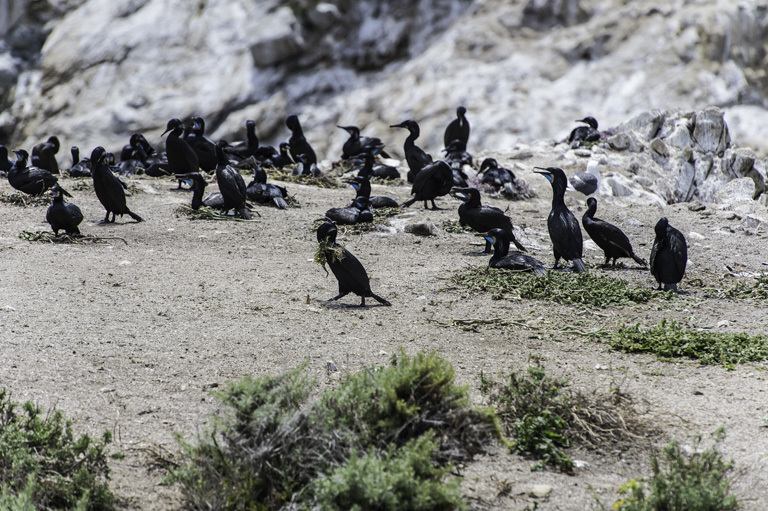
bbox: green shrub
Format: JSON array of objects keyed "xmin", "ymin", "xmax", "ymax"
[
  {"xmin": 171, "ymin": 350, "xmax": 498, "ymax": 510},
  {"xmin": 614, "ymin": 430, "xmax": 737, "ymax": 511},
  {"xmin": 608, "ymin": 320, "xmax": 768, "ymax": 368},
  {"xmin": 481, "ymin": 364, "xmax": 573, "ymax": 473},
  {"xmin": 452, "ymin": 267, "xmax": 669, "ymax": 307},
  {"xmin": 313, "ymin": 435, "xmax": 465, "ymax": 511},
  {"xmin": 0, "ymin": 390, "xmax": 114, "ymax": 510}
]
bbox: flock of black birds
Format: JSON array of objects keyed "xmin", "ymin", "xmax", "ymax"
[{"xmin": 1, "ymin": 107, "xmax": 689, "ymax": 306}]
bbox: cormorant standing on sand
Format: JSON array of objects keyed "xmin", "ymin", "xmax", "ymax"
[
  {"xmin": 31, "ymin": 136, "xmax": 61, "ymax": 174},
  {"xmin": 46, "ymin": 184, "xmax": 83, "ymax": 236},
  {"xmin": 451, "ymin": 187, "xmax": 525, "ymax": 253},
  {"xmin": 401, "ymin": 160, "xmax": 453, "ymax": 210},
  {"xmin": 286, "ymin": 114, "xmax": 317, "ymax": 165},
  {"xmin": 582, "ymin": 197, "xmax": 646, "ymax": 267},
  {"xmin": 338, "ymin": 125, "xmax": 390, "ymax": 159},
  {"xmin": 482, "ymin": 228, "xmax": 546, "ymax": 275},
  {"xmin": 215, "ymin": 141, "xmax": 251, "ymax": 219},
  {"xmin": 8, "ymin": 149, "xmax": 58, "ymax": 195},
  {"xmin": 568, "ymin": 116, "xmax": 600, "ymax": 145},
  {"xmin": 390, "ymin": 119, "xmax": 432, "ymax": 183},
  {"xmin": 316, "ymin": 221, "xmax": 391, "ymax": 306},
  {"xmin": 650, "ymin": 217, "xmax": 687, "ymax": 292},
  {"xmin": 162, "ymin": 118, "xmax": 199, "ymax": 188},
  {"xmin": 91, "ymin": 146, "xmax": 143, "ymax": 223},
  {"xmin": 534, "ymin": 166, "xmax": 586, "ymax": 272},
  {"xmin": 444, "ymin": 106, "xmax": 470, "ymax": 149}
]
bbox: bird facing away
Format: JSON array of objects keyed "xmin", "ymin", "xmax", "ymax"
[
  {"xmin": 8, "ymin": 149, "xmax": 58, "ymax": 195},
  {"xmin": 215, "ymin": 141, "xmax": 251, "ymax": 219},
  {"xmin": 534, "ymin": 166, "xmax": 586, "ymax": 273},
  {"xmin": 582, "ymin": 197, "xmax": 647, "ymax": 267},
  {"xmin": 568, "ymin": 116, "xmax": 600, "ymax": 144},
  {"xmin": 186, "ymin": 116, "xmax": 217, "ymax": 171},
  {"xmin": 46, "ymin": 184, "xmax": 83, "ymax": 236},
  {"xmin": 444, "ymin": 106, "xmax": 470, "ymax": 149},
  {"xmin": 482, "ymin": 228, "xmax": 546, "ymax": 275},
  {"xmin": 162, "ymin": 118, "xmax": 199, "ymax": 187},
  {"xmin": 286, "ymin": 114, "xmax": 317, "ymax": 165},
  {"xmin": 401, "ymin": 160, "xmax": 453, "ymax": 210},
  {"xmin": 316, "ymin": 221, "xmax": 391, "ymax": 307},
  {"xmin": 31, "ymin": 136, "xmax": 61, "ymax": 174},
  {"xmin": 650, "ymin": 217, "xmax": 688, "ymax": 292},
  {"xmin": 91, "ymin": 146, "xmax": 143, "ymax": 223},
  {"xmin": 338, "ymin": 125, "xmax": 390, "ymax": 159},
  {"xmin": 451, "ymin": 187, "xmax": 526, "ymax": 254},
  {"xmin": 390, "ymin": 119, "xmax": 433, "ymax": 183}
]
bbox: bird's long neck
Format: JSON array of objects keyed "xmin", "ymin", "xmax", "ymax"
[
  {"xmin": 247, "ymin": 124, "xmax": 259, "ymax": 149},
  {"xmin": 584, "ymin": 201, "xmax": 596, "ymax": 219},
  {"xmin": 71, "ymin": 147, "xmax": 80, "ymax": 165},
  {"xmin": 466, "ymin": 191, "xmax": 481, "ymax": 208},
  {"xmin": 359, "ymin": 154, "xmax": 374, "ymax": 178},
  {"xmin": 490, "ymin": 237, "xmax": 510, "ymax": 263},
  {"xmin": 551, "ymin": 177, "xmax": 566, "ymax": 208},
  {"xmin": 405, "ymin": 127, "xmax": 419, "ymax": 148}
]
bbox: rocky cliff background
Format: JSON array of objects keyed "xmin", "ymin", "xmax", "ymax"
[{"xmin": 2, "ymin": 0, "xmax": 768, "ymax": 170}]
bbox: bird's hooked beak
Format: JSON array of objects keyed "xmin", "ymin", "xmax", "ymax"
[
  {"xmin": 337, "ymin": 125, "xmax": 352, "ymax": 133},
  {"xmin": 12, "ymin": 150, "xmax": 22, "ymax": 160},
  {"xmin": 161, "ymin": 127, "xmax": 172, "ymax": 136},
  {"xmin": 389, "ymin": 121, "xmax": 406, "ymax": 129},
  {"xmin": 533, "ymin": 167, "xmax": 553, "ymax": 183},
  {"xmin": 450, "ymin": 188, "xmax": 469, "ymax": 201}
]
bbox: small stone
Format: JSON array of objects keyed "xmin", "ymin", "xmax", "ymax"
[
  {"xmin": 743, "ymin": 214, "xmax": 768, "ymax": 230},
  {"xmin": 326, "ymin": 361, "xmax": 338, "ymax": 372},
  {"xmin": 687, "ymin": 201, "xmax": 706, "ymax": 211},
  {"xmin": 717, "ymin": 320, "xmax": 729, "ymax": 327},
  {"xmin": 573, "ymin": 459, "xmax": 589, "ymax": 469},
  {"xmin": 404, "ymin": 219, "xmax": 439, "ymax": 236},
  {"xmin": 688, "ymin": 231, "xmax": 705, "ymax": 241},
  {"xmin": 529, "ymin": 484, "xmax": 552, "ymax": 498}
]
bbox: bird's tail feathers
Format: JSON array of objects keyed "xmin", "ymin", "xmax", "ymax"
[
  {"xmin": 632, "ymin": 253, "xmax": 648, "ymax": 268},
  {"xmin": 273, "ymin": 197, "xmax": 289, "ymax": 209},
  {"xmin": 238, "ymin": 208, "xmax": 252, "ymax": 220},
  {"xmin": 533, "ymin": 266, "xmax": 547, "ymax": 276},
  {"xmin": 401, "ymin": 197, "xmax": 417, "ymax": 209},
  {"xmin": 127, "ymin": 209, "xmax": 143, "ymax": 222},
  {"xmin": 572, "ymin": 258, "xmax": 586, "ymax": 273},
  {"xmin": 371, "ymin": 293, "xmax": 391, "ymax": 306}
]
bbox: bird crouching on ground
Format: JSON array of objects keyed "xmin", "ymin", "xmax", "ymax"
[
  {"xmin": 8, "ymin": 149, "xmax": 58, "ymax": 195},
  {"xmin": 315, "ymin": 221, "xmax": 391, "ymax": 307},
  {"xmin": 482, "ymin": 228, "xmax": 546, "ymax": 275},
  {"xmin": 46, "ymin": 184, "xmax": 83, "ymax": 236}
]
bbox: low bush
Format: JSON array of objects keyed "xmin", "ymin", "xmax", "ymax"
[
  {"xmin": 171, "ymin": 350, "xmax": 499, "ymax": 510},
  {"xmin": 614, "ymin": 429, "xmax": 737, "ymax": 511},
  {"xmin": 0, "ymin": 390, "xmax": 115, "ymax": 510}
]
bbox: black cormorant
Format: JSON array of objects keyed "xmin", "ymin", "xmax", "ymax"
[
  {"xmin": 292, "ymin": 153, "xmax": 322, "ymax": 177},
  {"xmin": 338, "ymin": 125, "xmax": 390, "ymax": 159},
  {"xmin": 582, "ymin": 197, "xmax": 646, "ymax": 267},
  {"xmin": 8, "ymin": 149, "xmax": 58, "ymax": 195},
  {"xmin": 482, "ymin": 228, "xmax": 546, "ymax": 275},
  {"xmin": 215, "ymin": 141, "xmax": 251, "ymax": 219},
  {"xmin": 245, "ymin": 166, "xmax": 288, "ymax": 209},
  {"xmin": 452, "ymin": 187, "xmax": 525, "ymax": 253},
  {"xmin": 262, "ymin": 142, "xmax": 293, "ymax": 169},
  {"xmin": 31, "ymin": 136, "xmax": 60, "ymax": 174},
  {"xmin": 67, "ymin": 146, "xmax": 92, "ymax": 177},
  {"xmin": 316, "ymin": 221, "xmax": 391, "ymax": 306},
  {"xmin": 401, "ymin": 160, "xmax": 453, "ymax": 210},
  {"xmin": 224, "ymin": 120, "xmax": 278, "ymax": 162},
  {"xmin": 568, "ymin": 116, "xmax": 600, "ymax": 144},
  {"xmin": 162, "ymin": 118, "xmax": 199, "ymax": 187},
  {"xmin": 348, "ymin": 153, "xmax": 399, "ymax": 208},
  {"xmin": 91, "ymin": 146, "xmax": 143, "ymax": 223},
  {"xmin": 46, "ymin": 184, "xmax": 83, "ymax": 235},
  {"xmin": 534, "ymin": 166, "xmax": 586, "ymax": 272},
  {"xmin": 444, "ymin": 106, "xmax": 470, "ymax": 149},
  {"xmin": 186, "ymin": 116, "xmax": 217, "ymax": 171},
  {"xmin": 286, "ymin": 114, "xmax": 317, "ymax": 165},
  {"xmin": 650, "ymin": 217, "xmax": 687, "ymax": 292},
  {"xmin": 325, "ymin": 196, "xmax": 373, "ymax": 225},
  {"xmin": 0, "ymin": 146, "xmax": 11, "ymax": 177},
  {"xmin": 390, "ymin": 119, "xmax": 432, "ymax": 183},
  {"xmin": 478, "ymin": 158, "xmax": 515, "ymax": 190},
  {"xmin": 130, "ymin": 133, "xmax": 170, "ymax": 177}
]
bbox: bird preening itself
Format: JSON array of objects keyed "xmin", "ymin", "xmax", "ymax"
[
  {"xmin": 650, "ymin": 217, "xmax": 687, "ymax": 292},
  {"xmin": 534, "ymin": 166, "xmax": 586, "ymax": 273},
  {"xmin": 582, "ymin": 197, "xmax": 647, "ymax": 267},
  {"xmin": 46, "ymin": 184, "xmax": 83, "ymax": 236},
  {"xmin": 315, "ymin": 221, "xmax": 391, "ymax": 307}
]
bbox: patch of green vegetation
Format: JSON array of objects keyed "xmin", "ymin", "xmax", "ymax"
[
  {"xmin": 442, "ymin": 219, "xmax": 473, "ymax": 234},
  {"xmin": 608, "ymin": 320, "xmax": 768, "ymax": 368},
  {"xmin": 0, "ymin": 389, "xmax": 115, "ymax": 510},
  {"xmin": 271, "ymin": 171, "xmax": 342, "ymax": 189},
  {"xmin": 481, "ymin": 364, "xmax": 573, "ymax": 473},
  {"xmin": 170, "ymin": 350, "xmax": 498, "ymax": 510},
  {"xmin": 482, "ymin": 361, "xmax": 652, "ymax": 474},
  {"xmin": 453, "ymin": 266, "xmax": 668, "ymax": 308},
  {"xmin": 614, "ymin": 429, "xmax": 737, "ymax": 511},
  {"xmin": 719, "ymin": 274, "xmax": 768, "ymax": 299},
  {"xmin": 174, "ymin": 205, "xmax": 257, "ymax": 222},
  {"xmin": 0, "ymin": 192, "xmax": 49, "ymax": 207}
]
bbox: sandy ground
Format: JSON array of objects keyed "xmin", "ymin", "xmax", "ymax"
[{"xmin": 1, "ymin": 162, "xmax": 767, "ymax": 510}]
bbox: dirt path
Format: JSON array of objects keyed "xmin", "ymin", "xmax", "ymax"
[{"xmin": 0, "ymin": 167, "xmax": 766, "ymax": 510}]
